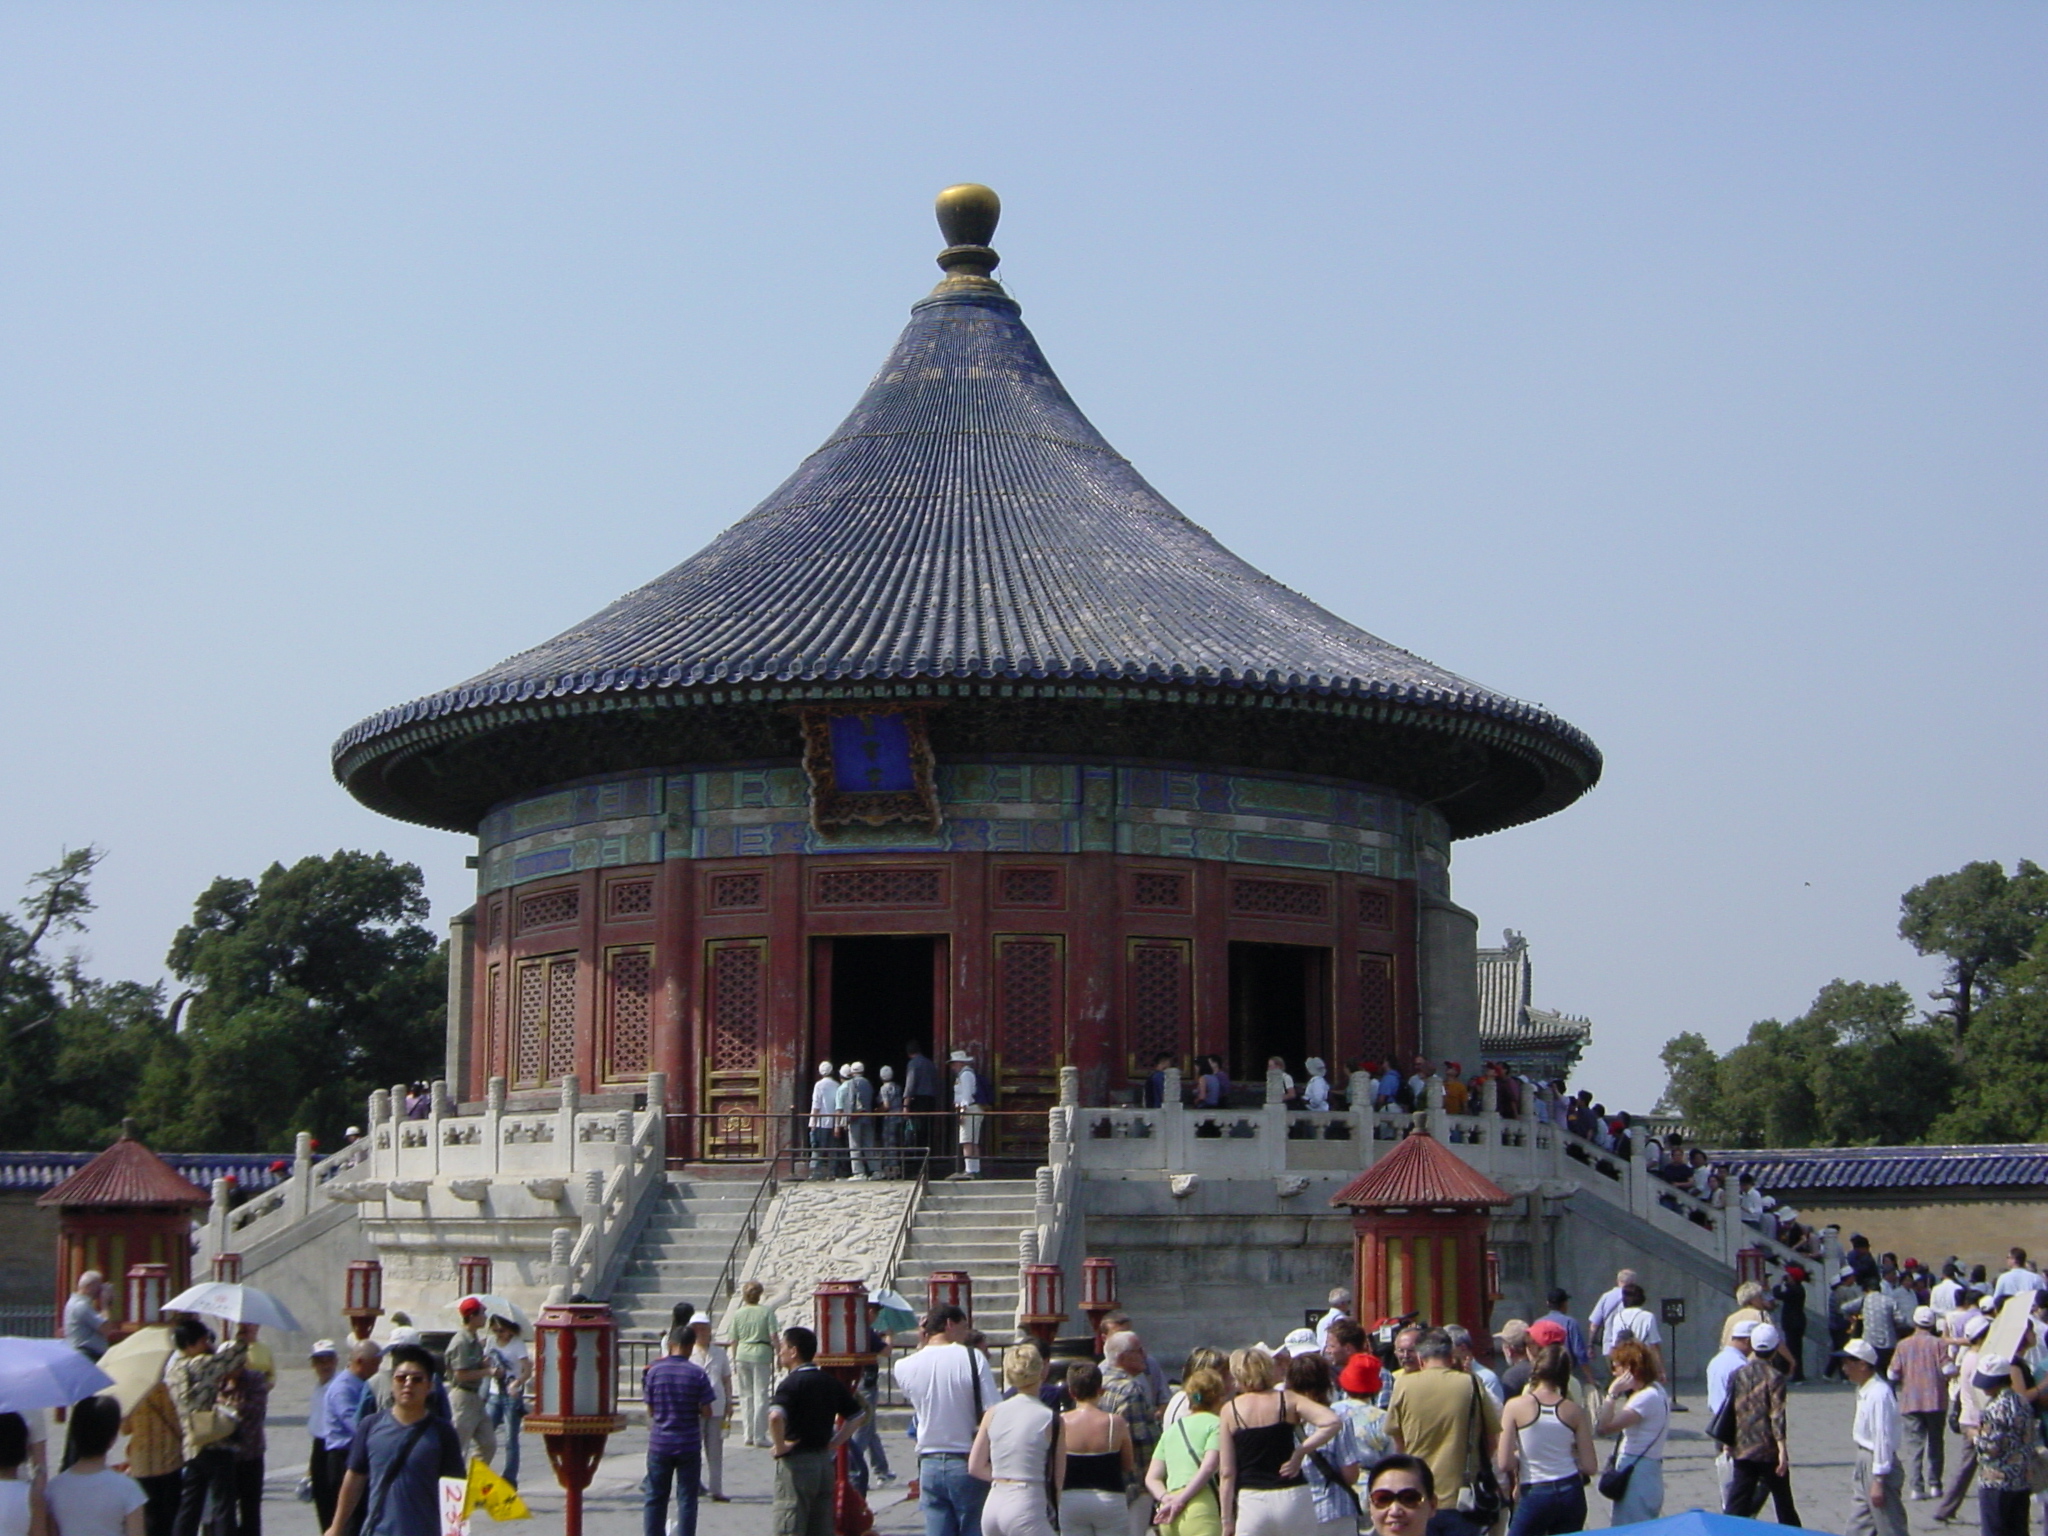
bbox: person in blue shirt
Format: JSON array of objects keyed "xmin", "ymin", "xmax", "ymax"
[
  {"xmin": 643, "ymin": 1325, "xmax": 715, "ymax": 1536},
  {"xmin": 327, "ymin": 1345, "xmax": 464, "ymax": 1536},
  {"xmin": 320, "ymin": 1340, "xmax": 379, "ymax": 1531}
]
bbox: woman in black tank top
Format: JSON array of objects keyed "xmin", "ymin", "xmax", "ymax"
[{"xmin": 1218, "ymin": 1347, "xmax": 1340, "ymax": 1536}]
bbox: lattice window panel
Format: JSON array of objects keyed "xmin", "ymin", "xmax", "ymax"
[
  {"xmin": 488, "ymin": 901, "xmax": 505, "ymax": 947},
  {"xmin": 996, "ymin": 868, "xmax": 1060, "ymax": 907},
  {"xmin": 607, "ymin": 880, "xmax": 654, "ymax": 920},
  {"xmin": 812, "ymin": 868, "xmax": 942, "ymax": 907},
  {"xmin": 603, "ymin": 947, "xmax": 654, "ymax": 1081},
  {"xmin": 996, "ymin": 939, "xmax": 1062, "ymax": 1073},
  {"xmin": 703, "ymin": 941, "xmax": 767, "ymax": 1158},
  {"xmin": 485, "ymin": 964, "xmax": 502, "ymax": 1078},
  {"xmin": 545, "ymin": 957, "xmax": 578, "ymax": 1081},
  {"xmin": 1358, "ymin": 887, "xmax": 1395, "ymax": 930},
  {"xmin": 1130, "ymin": 872, "xmax": 1187, "ymax": 909},
  {"xmin": 709, "ymin": 873, "xmax": 765, "ymax": 911},
  {"xmin": 709, "ymin": 944, "xmax": 765, "ymax": 1075},
  {"xmin": 518, "ymin": 887, "xmax": 580, "ymax": 933},
  {"xmin": 1230, "ymin": 878, "xmax": 1329, "ymax": 920},
  {"xmin": 1127, "ymin": 940, "xmax": 1191, "ymax": 1075},
  {"xmin": 509, "ymin": 962, "xmax": 544, "ymax": 1081},
  {"xmin": 1358, "ymin": 953, "xmax": 1396, "ymax": 1063}
]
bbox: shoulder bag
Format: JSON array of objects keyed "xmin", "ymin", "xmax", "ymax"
[
  {"xmin": 1298, "ymin": 1402, "xmax": 1360, "ymax": 1517},
  {"xmin": 1597, "ymin": 1439, "xmax": 1635, "ymax": 1502},
  {"xmin": 1459, "ymin": 1377, "xmax": 1505, "ymax": 1519}
]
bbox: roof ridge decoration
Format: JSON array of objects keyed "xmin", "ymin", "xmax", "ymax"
[{"xmin": 334, "ymin": 186, "xmax": 1602, "ymax": 836}]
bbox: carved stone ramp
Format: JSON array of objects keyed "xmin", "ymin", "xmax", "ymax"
[{"xmin": 729, "ymin": 1179, "xmax": 920, "ymax": 1322}]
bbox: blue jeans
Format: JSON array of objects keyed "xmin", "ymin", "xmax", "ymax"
[
  {"xmin": 645, "ymin": 1448, "xmax": 702, "ymax": 1536},
  {"xmin": 488, "ymin": 1393, "xmax": 524, "ymax": 1485},
  {"xmin": 1508, "ymin": 1476, "xmax": 1587, "ymax": 1536},
  {"xmin": 919, "ymin": 1453, "xmax": 987, "ymax": 1536}
]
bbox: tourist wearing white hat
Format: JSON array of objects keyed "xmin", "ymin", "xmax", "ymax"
[
  {"xmin": 1889, "ymin": 1304, "xmax": 1949, "ymax": 1499},
  {"xmin": 948, "ymin": 1050, "xmax": 984, "ymax": 1179},
  {"xmin": 839, "ymin": 1060, "xmax": 876, "ymax": 1180},
  {"xmin": 809, "ymin": 1061, "xmax": 842, "ymax": 1179},
  {"xmin": 1724, "ymin": 1322, "xmax": 1799, "ymax": 1524},
  {"xmin": 1835, "ymin": 1338, "xmax": 1905, "ymax": 1536},
  {"xmin": 1930, "ymin": 1310, "xmax": 1994, "ymax": 1521},
  {"xmin": 1301, "ymin": 1059, "xmax": 1330, "ymax": 1113},
  {"xmin": 1968, "ymin": 1352, "xmax": 2035, "ymax": 1536},
  {"xmin": 875, "ymin": 1064, "xmax": 904, "ymax": 1179}
]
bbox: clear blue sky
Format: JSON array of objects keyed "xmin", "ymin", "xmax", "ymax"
[{"xmin": 4, "ymin": 4, "xmax": 2042, "ymax": 1107}]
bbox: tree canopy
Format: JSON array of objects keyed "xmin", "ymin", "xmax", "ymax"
[
  {"xmin": 0, "ymin": 849, "xmax": 445, "ymax": 1153},
  {"xmin": 1661, "ymin": 857, "xmax": 2045, "ymax": 1147}
]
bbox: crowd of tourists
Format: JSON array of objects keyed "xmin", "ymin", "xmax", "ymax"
[{"xmin": 805, "ymin": 1040, "xmax": 989, "ymax": 1181}]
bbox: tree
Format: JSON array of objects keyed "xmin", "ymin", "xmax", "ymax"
[
  {"xmin": 0, "ymin": 846, "xmax": 104, "ymax": 984},
  {"xmin": 145, "ymin": 851, "xmax": 446, "ymax": 1151},
  {"xmin": 1899, "ymin": 859, "xmax": 2048, "ymax": 1047},
  {"xmin": 1928, "ymin": 924, "xmax": 2048, "ymax": 1143}
]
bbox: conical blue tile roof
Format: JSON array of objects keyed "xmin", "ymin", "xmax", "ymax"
[{"xmin": 335, "ymin": 210, "xmax": 1600, "ymax": 835}]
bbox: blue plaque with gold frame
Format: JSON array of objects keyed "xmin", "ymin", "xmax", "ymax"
[{"xmin": 794, "ymin": 704, "xmax": 942, "ymax": 832}]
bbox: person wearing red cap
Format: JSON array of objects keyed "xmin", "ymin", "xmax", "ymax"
[
  {"xmin": 1334, "ymin": 1354, "xmax": 1392, "ymax": 1473},
  {"xmin": 446, "ymin": 1299, "xmax": 498, "ymax": 1468}
]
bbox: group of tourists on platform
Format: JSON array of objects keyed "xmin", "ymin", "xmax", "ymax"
[{"xmin": 805, "ymin": 1040, "xmax": 990, "ymax": 1181}]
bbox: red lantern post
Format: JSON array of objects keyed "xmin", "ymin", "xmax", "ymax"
[
  {"xmin": 1080, "ymin": 1258, "xmax": 1118, "ymax": 1352},
  {"xmin": 1735, "ymin": 1247, "xmax": 1770, "ymax": 1292},
  {"xmin": 927, "ymin": 1270, "xmax": 972, "ymax": 1324},
  {"xmin": 123, "ymin": 1263, "xmax": 170, "ymax": 1336},
  {"xmin": 457, "ymin": 1255, "xmax": 492, "ymax": 1298},
  {"xmin": 1019, "ymin": 1265, "xmax": 1067, "ymax": 1353},
  {"xmin": 210, "ymin": 1252, "xmax": 243, "ymax": 1285},
  {"xmin": 528, "ymin": 1301, "xmax": 625, "ymax": 1536},
  {"xmin": 814, "ymin": 1282, "xmax": 875, "ymax": 1536},
  {"xmin": 343, "ymin": 1260, "xmax": 383, "ymax": 1341}
]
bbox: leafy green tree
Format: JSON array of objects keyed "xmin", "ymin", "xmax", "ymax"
[
  {"xmin": 41, "ymin": 964, "xmax": 176, "ymax": 1149},
  {"xmin": 1929, "ymin": 927, "xmax": 2048, "ymax": 1143},
  {"xmin": 144, "ymin": 852, "xmax": 446, "ymax": 1151},
  {"xmin": 1899, "ymin": 859, "xmax": 2048, "ymax": 1046}
]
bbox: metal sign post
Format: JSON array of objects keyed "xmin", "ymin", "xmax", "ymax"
[{"xmin": 1661, "ymin": 1297, "xmax": 1687, "ymax": 1411}]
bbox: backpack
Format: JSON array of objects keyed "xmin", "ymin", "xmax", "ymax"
[{"xmin": 972, "ymin": 1071, "xmax": 994, "ymax": 1106}]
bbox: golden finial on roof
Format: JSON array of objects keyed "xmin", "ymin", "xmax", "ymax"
[{"xmin": 933, "ymin": 184, "xmax": 1003, "ymax": 291}]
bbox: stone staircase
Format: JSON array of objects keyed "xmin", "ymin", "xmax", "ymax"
[
  {"xmin": 891, "ymin": 1179, "xmax": 1038, "ymax": 1337},
  {"xmin": 604, "ymin": 1172, "xmax": 760, "ymax": 1334}
]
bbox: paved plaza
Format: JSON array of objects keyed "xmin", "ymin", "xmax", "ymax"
[{"xmin": 206, "ymin": 1365, "xmax": 1988, "ymax": 1536}]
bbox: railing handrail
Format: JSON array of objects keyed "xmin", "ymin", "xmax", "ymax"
[
  {"xmin": 702, "ymin": 1150, "xmax": 798, "ymax": 1331},
  {"xmin": 879, "ymin": 1144, "xmax": 934, "ymax": 1295}
]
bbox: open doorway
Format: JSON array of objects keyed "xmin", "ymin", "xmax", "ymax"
[
  {"xmin": 814, "ymin": 935, "xmax": 943, "ymax": 1085},
  {"xmin": 1227, "ymin": 942, "xmax": 1330, "ymax": 1089}
]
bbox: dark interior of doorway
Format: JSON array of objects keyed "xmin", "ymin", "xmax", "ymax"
[
  {"xmin": 827, "ymin": 935, "xmax": 939, "ymax": 1086},
  {"xmin": 1227, "ymin": 941, "xmax": 1330, "ymax": 1087}
]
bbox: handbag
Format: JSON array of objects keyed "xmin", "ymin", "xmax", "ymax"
[
  {"xmin": 1706, "ymin": 1393, "xmax": 1739, "ymax": 1448},
  {"xmin": 1458, "ymin": 1378, "xmax": 1505, "ymax": 1519},
  {"xmin": 1597, "ymin": 1445, "xmax": 1635, "ymax": 1502},
  {"xmin": 186, "ymin": 1404, "xmax": 238, "ymax": 1450}
]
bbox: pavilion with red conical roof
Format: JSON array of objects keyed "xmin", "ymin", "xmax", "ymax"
[
  {"xmin": 38, "ymin": 1128, "xmax": 207, "ymax": 1327},
  {"xmin": 1331, "ymin": 1128, "xmax": 1509, "ymax": 1345}
]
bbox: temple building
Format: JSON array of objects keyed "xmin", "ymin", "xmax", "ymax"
[
  {"xmin": 333, "ymin": 185, "xmax": 1602, "ymax": 1160},
  {"xmin": 1475, "ymin": 929, "xmax": 1593, "ymax": 1080}
]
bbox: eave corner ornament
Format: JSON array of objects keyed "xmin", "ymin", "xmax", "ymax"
[{"xmin": 794, "ymin": 704, "xmax": 942, "ymax": 834}]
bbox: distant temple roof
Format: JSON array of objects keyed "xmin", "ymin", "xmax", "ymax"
[
  {"xmin": 3, "ymin": 1150, "xmax": 284, "ymax": 1200},
  {"xmin": 1476, "ymin": 930, "xmax": 1592, "ymax": 1061},
  {"xmin": 35, "ymin": 1133, "xmax": 209, "ymax": 1208},
  {"xmin": 1331, "ymin": 1129, "xmax": 1511, "ymax": 1209},
  {"xmin": 1717, "ymin": 1145, "xmax": 2048, "ymax": 1194},
  {"xmin": 335, "ymin": 186, "xmax": 1601, "ymax": 838}
]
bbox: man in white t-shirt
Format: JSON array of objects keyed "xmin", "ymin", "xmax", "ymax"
[
  {"xmin": 1992, "ymin": 1248, "xmax": 2047, "ymax": 1301},
  {"xmin": 1587, "ymin": 1268, "xmax": 1637, "ymax": 1353},
  {"xmin": 892, "ymin": 1305, "xmax": 999, "ymax": 1536},
  {"xmin": 1313, "ymin": 1287, "xmax": 1352, "ymax": 1347},
  {"xmin": 1602, "ymin": 1282, "xmax": 1665, "ymax": 1378}
]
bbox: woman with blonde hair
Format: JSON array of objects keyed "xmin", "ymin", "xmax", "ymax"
[
  {"xmin": 1219, "ymin": 1346, "xmax": 1340, "ymax": 1536},
  {"xmin": 1593, "ymin": 1340, "xmax": 1669, "ymax": 1525},
  {"xmin": 970, "ymin": 1344, "xmax": 1065, "ymax": 1536},
  {"xmin": 1164, "ymin": 1348, "xmax": 1231, "ymax": 1427},
  {"xmin": 1147, "ymin": 1366, "xmax": 1227, "ymax": 1536},
  {"xmin": 724, "ymin": 1280, "xmax": 780, "ymax": 1448},
  {"xmin": 1061, "ymin": 1361, "xmax": 1134, "ymax": 1536}
]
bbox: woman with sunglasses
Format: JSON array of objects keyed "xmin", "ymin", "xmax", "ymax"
[{"xmin": 1363, "ymin": 1455, "xmax": 1435, "ymax": 1536}]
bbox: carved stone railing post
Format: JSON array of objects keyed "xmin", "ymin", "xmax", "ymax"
[
  {"xmin": 484, "ymin": 1076, "xmax": 506, "ymax": 1175},
  {"xmin": 1058, "ymin": 1066, "xmax": 1081, "ymax": 1107},
  {"xmin": 548, "ymin": 1226, "xmax": 575, "ymax": 1298},
  {"xmin": 207, "ymin": 1177, "xmax": 232, "ymax": 1259},
  {"xmin": 291, "ymin": 1132, "xmax": 314, "ymax": 1221},
  {"xmin": 557, "ymin": 1076, "xmax": 581, "ymax": 1169},
  {"xmin": 1424, "ymin": 1075, "xmax": 1448, "ymax": 1143},
  {"xmin": 646, "ymin": 1070, "xmax": 668, "ymax": 1118},
  {"xmin": 368, "ymin": 1090, "xmax": 389, "ymax": 1176},
  {"xmin": 614, "ymin": 1110, "xmax": 635, "ymax": 1168}
]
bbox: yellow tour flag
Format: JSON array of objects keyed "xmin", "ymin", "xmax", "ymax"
[{"xmin": 463, "ymin": 1458, "xmax": 532, "ymax": 1522}]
